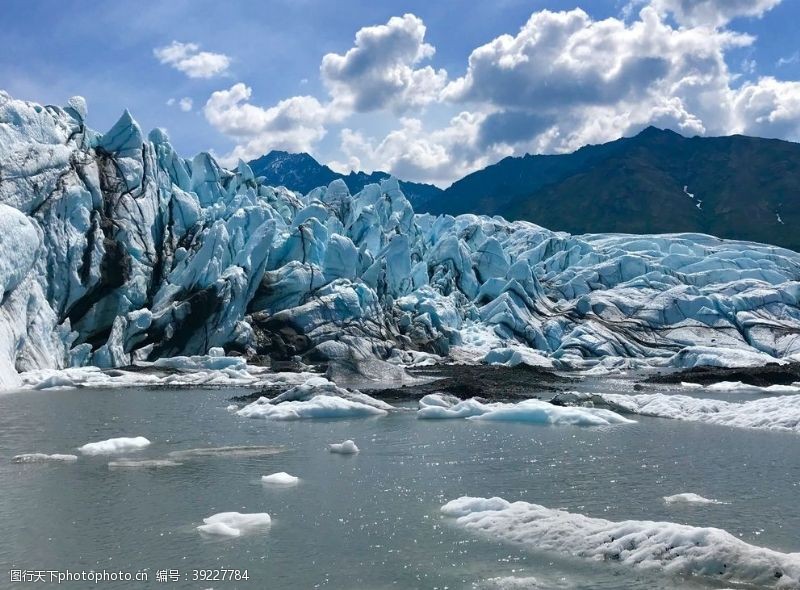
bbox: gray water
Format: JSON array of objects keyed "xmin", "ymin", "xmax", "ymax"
[{"xmin": 1, "ymin": 384, "xmax": 798, "ymax": 589}]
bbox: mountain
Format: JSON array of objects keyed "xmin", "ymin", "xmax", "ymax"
[
  {"xmin": 248, "ymin": 150, "xmax": 443, "ymax": 208},
  {"xmin": 428, "ymin": 127, "xmax": 800, "ymax": 251},
  {"xmin": 2, "ymin": 92, "xmax": 800, "ymax": 389}
]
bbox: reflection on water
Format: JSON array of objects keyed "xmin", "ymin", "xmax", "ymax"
[{"xmin": 0, "ymin": 385, "xmax": 798, "ymax": 589}]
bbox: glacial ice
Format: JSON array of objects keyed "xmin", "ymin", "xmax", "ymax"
[
  {"xmin": 78, "ymin": 436, "xmax": 151, "ymax": 455},
  {"xmin": 196, "ymin": 512, "xmax": 271, "ymax": 537},
  {"xmin": 11, "ymin": 453, "xmax": 78, "ymax": 463},
  {"xmin": 417, "ymin": 394, "xmax": 634, "ymax": 426},
  {"xmin": 2, "ymin": 91, "xmax": 800, "ymax": 387},
  {"xmin": 261, "ymin": 472, "xmax": 300, "ymax": 485},
  {"xmin": 663, "ymin": 493, "xmax": 726, "ymax": 505},
  {"xmin": 599, "ymin": 393, "xmax": 800, "ymax": 433},
  {"xmin": 441, "ymin": 496, "xmax": 800, "ymax": 588},
  {"xmin": 328, "ymin": 440, "xmax": 359, "ymax": 454}
]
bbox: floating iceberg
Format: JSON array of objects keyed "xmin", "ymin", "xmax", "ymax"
[
  {"xmin": 328, "ymin": 440, "xmax": 359, "ymax": 454},
  {"xmin": 196, "ymin": 512, "xmax": 271, "ymax": 537},
  {"xmin": 11, "ymin": 453, "xmax": 78, "ymax": 463},
  {"xmin": 261, "ymin": 472, "xmax": 300, "ymax": 486},
  {"xmin": 441, "ymin": 496, "xmax": 800, "ymax": 588},
  {"xmin": 599, "ymin": 393, "xmax": 800, "ymax": 433},
  {"xmin": 3, "ymin": 90, "xmax": 800, "ymax": 389},
  {"xmin": 237, "ymin": 377, "xmax": 391, "ymax": 420},
  {"xmin": 238, "ymin": 395, "xmax": 388, "ymax": 420},
  {"xmin": 78, "ymin": 436, "xmax": 151, "ymax": 455},
  {"xmin": 663, "ymin": 493, "xmax": 726, "ymax": 505},
  {"xmin": 417, "ymin": 394, "xmax": 634, "ymax": 426}
]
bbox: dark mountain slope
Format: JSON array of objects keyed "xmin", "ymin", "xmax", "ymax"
[{"xmin": 428, "ymin": 128, "xmax": 800, "ymax": 251}]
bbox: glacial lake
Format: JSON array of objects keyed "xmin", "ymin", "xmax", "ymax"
[{"xmin": 1, "ymin": 382, "xmax": 799, "ymax": 589}]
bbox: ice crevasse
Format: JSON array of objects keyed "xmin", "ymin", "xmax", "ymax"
[{"xmin": 3, "ymin": 90, "xmax": 800, "ymax": 388}]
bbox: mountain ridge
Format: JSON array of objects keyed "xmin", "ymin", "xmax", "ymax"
[{"xmin": 255, "ymin": 128, "xmax": 800, "ymax": 251}]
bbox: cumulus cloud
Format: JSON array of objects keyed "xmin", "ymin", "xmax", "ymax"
[
  {"xmin": 154, "ymin": 41, "xmax": 231, "ymax": 78},
  {"xmin": 650, "ymin": 0, "xmax": 782, "ymax": 27},
  {"xmin": 203, "ymin": 83, "xmax": 328, "ymax": 163},
  {"xmin": 200, "ymin": 5, "xmax": 800, "ymax": 185},
  {"xmin": 321, "ymin": 13, "xmax": 447, "ymax": 114},
  {"xmin": 732, "ymin": 77, "xmax": 800, "ymax": 139},
  {"xmin": 334, "ymin": 112, "xmax": 511, "ymax": 186}
]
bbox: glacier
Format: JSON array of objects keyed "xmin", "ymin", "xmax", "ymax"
[{"xmin": 2, "ymin": 90, "xmax": 800, "ymax": 389}]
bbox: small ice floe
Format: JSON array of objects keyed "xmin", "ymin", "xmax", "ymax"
[
  {"xmin": 417, "ymin": 394, "xmax": 634, "ymax": 426},
  {"xmin": 196, "ymin": 512, "xmax": 271, "ymax": 537},
  {"xmin": 78, "ymin": 436, "xmax": 151, "ymax": 456},
  {"xmin": 236, "ymin": 377, "xmax": 393, "ymax": 422},
  {"xmin": 328, "ymin": 440, "xmax": 359, "ymax": 454},
  {"xmin": 598, "ymin": 392, "xmax": 800, "ymax": 433},
  {"xmin": 12, "ymin": 453, "xmax": 78, "ymax": 463},
  {"xmin": 706, "ymin": 381, "xmax": 800, "ymax": 394},
  {"xmin": 238, "ymin": 394, "xmax": 388, "ymax": 421},
  {"xmin": 442, "ymin": 496, "xmax": 800, "ymax": 588},
  {"xmin": 225, "ymin": 404, "xmax": 238, "ymax": 412},
  {"xmin": 663, "ymin": 493, "xmax": 727, "ymax": 505},
  {"xmin": 168, "ymin": 446, "xmax": 283, "ymax": 460},
  {"xmin": 261, "ymin": 472, "xmax": 300, "ymax": 486},
  {"xmin": 108, "ymin": 459, "xmax": 182, "ymax": 469}
]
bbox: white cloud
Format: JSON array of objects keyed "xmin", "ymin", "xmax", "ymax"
[
  {"xmin": 154, "ymin": 41, "xmax": 231, "ymax": 79},
  {"xmin": 439, "ymin": 7, "xmax": 749, "ymax": 155},
  {"xmin": 167, "ymin": 97, "xmax": 194, "ymax": 112},
  {"xmin": 203, "ymin": 83, "xmax": 329, "ymax": 164},
  {"xmin": 321, "ymin": 13, "xmax": 447, "ymax": 114},
  {"xmin": 732, "ymin": 77, "xmax": 800, "ymax": 139},
  {"xmin": 650, "ymin": 0, "xmax": 782, "ymax": 27},
  {"xmin": 334, "ymin": 113, "xmax": 511, "ymax": 186},
  {"xmin": 198, "ymin": 6, "xmax": 800, "ymax": 184},
  {"xmin": 777, "ymin": 51, "xmax": 800, "ymax": 67}
]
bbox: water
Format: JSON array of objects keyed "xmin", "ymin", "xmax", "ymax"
[{"xmin": 1, "ymin": 385, "xmax": 799, "ymax": 589}]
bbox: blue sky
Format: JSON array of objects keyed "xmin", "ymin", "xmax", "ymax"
[{"xmin": 2, "ymin": 0, "xmax": 799, "ymax": 186}]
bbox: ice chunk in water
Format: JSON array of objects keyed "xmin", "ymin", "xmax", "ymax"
[
  {"xmin": 196, "ymin": 512, "xmax": 271, "ymax": 537},
  {"xmin": 12, "ymin": 453, "xmax": 78, "ymax": 463},
  {"xmin": 328, "ymin": 440, "xmax": 359, "ymax": 454},
  {"xmin": 261, "ymin": 472, "xmax": 300, "ymax": 486},
  {"xmin": 78, "ymin": 436, "xmax": 151, "ymax": 455},
  {"xmin": 442, "ymin": 496, "xmax": 800, "ymax": 588},
  {"xmin": 663, "ymin": 493, "xmax": 726, "ymax": 505}
]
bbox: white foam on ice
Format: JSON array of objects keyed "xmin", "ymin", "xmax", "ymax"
[
  {"xmin": 328, "ymin": 440, "xmax": 359, "ymax": 454},
  {"xmin": 12, "ymin": 453, "xmax": 78, "ymax": 463},
  {"xmin": 441, "ymin": 496, "xmax": 800, "ymax": 589},
  {"xmin": 108, "ymin": 459, "xmax": 182, "ymax": 469},
  {"xmin": 261, "ymin": 472, "xmax": 300, "ymax": 486},
  {"xmin": 78, "ymin": 436, "xmax": 151, "ymax": 455},
  {"xmin": 600, "ymin": 393, "xmax": 800, "ymax": 433},
  {"xmin": 663, "ymin": 493, "xmax": 727, "ymax": 505},
  {"xmin": 238, "ymin": 394, "xmax": 388, "ymax": 421},
  {"xmin": 196, "ymin": 512, "xmax": 271, "ymax": 537},
  {"xmin": 417, "ymin": 394, "xmax": 634, "ymax": 426}
]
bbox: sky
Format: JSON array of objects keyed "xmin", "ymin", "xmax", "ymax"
[{"xmin": 2, "ymin": 0, "xmax": 800, "ymax": 187}]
